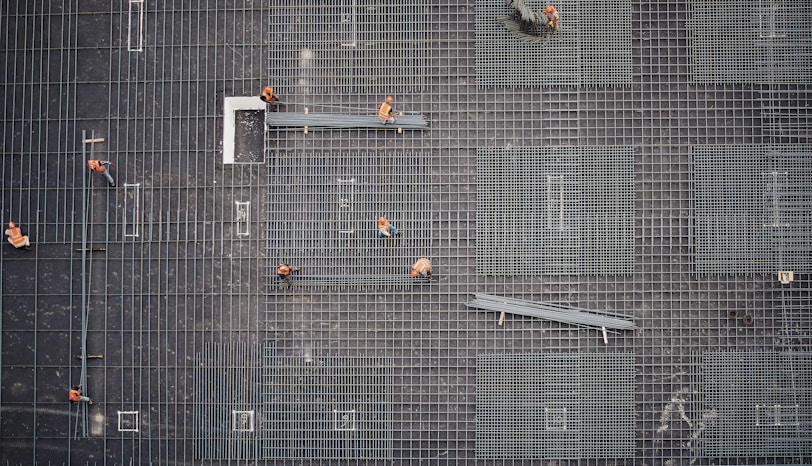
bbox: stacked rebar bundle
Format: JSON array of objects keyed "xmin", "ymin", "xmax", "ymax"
[
  {"xmin": 466, "ymin": 293, "xmax": 636, "ymax": 330},
  {"xmin": 278, "ymin": 275, "xmax": 430, "ymax": 286},
  {"xmin": 266, "ymin": 112, "xmax": 429, "ymax": 130},
  {"xmin": 497, "ymin": 17, "xmax": 550, "ymax": 44}
]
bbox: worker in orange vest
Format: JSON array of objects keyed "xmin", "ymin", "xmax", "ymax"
[
  {"xmin": 378, "ymin": 96, "xmax": 396, "ymax": 124},
  {"xmin": 377, "ymin": 216, "xmax": 400, "ymax": 237},
  {"xmin": 87, "ymin": 159, "xmax": 115, "ymax": 187},
  {"xmin": 69, "ymin": 384, "xmax": 93, "ymax": 405},
  {"xmin": 410, "ymin": 258, "xmax": 432, "ymax": 280},
  {"xmin": 5, "ymin": 221, "xmax": 31, "ymax": 249},
  {"xmin": 260, "ymin": 86, "xmax": 280, "ymax": 110},
  {"xmin": 544, "ymin": 5, "xmax": 559, "ymax": 33},
  {"xmin": 277, "ymin": 262, "xmax": 297, "ymax": 285}
]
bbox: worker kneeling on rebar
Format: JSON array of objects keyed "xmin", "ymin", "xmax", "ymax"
[
  {"xmin": 377, "ymin": 216, "xmax": 400, "ymax": 238},
  {"xmin": 5, "ymin": 221, "xmax": 31, "ymax": 250},
  {"xmin": 378, "ymin": 96, "xmax": 396, "ymax": 124},
  {"xmin": 277, "ymin": 262, "xmax": 298, "ymax": 285}
]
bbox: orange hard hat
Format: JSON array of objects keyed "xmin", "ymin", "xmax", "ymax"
[
  {"xmin": 378, "ymin": 216, "xmax": 387, "ymax": 222},
  {"xmin": 278, "ymin": 263, "xmax": 290, "ymax": 273},
  {"xmin": 545, "ymin": 5, "xmax": 554, "ymax": 13},
  {"xmin": 8, "ymin": 221, "xmax": 15, "ymax": 228},
  {"xmin": 410, "ymin": 268, "xmax": 418, "ymax": 277},
  {"xmin": 385, "ymin": 96, "xmax": 394, "ymax": 103}
]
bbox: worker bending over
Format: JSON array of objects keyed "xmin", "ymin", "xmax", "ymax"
[
  {"xmin": 260, "ymin": 86, "xmax": 280, "ymax": 110},
  {"xmin": 277, "ymin": 262, "xmax": 297, "ymax": 285},
  {"xmin": 410, "ymin": 258, "xmax": 432, "ymax": 280},
  {"xmin": 87, "ymin": 160, "xmax": 115, "ymax": 187},
  {"xmin": 5, "ymin": 221, "xmax": 31, "ymax": 249},
  {"xmin": 69, "ymin": 384, "xmax": 93, "ymax": 405}
]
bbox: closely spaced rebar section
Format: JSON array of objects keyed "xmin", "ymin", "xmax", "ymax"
[{"xmin": 466, "ymin": 293, "xmax": 636, "ymax": 330}]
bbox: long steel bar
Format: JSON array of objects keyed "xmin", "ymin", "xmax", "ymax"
[
  {"xmin": 272, "ymin": 274, "xmax": 430, "ymax": 286},
  {"xmin": 467, "ymin": 293, "xmax": 636, "ymax": 330},
  {"xmin": 266, "ymin": 112, "xmax": 429, "ymax": 130},
  {"xmin": 477, "ymin": 293, "xmax": 635, "ymax": 320}
]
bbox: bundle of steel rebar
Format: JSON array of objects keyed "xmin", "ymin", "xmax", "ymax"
[
  {"xmin": 266, "ymin": 112, "xmax": 429, "ymax": 130},
  {"xmin": 279, "ymin": 275, "xmax": 430, "ymax": 286},
  {"xmin": 497, "ymin": 17, "xmax": 549, "ymax": 43},
  {"xmin": 466, "ymin": 293, "xmax": 636, "ymax": 330}
]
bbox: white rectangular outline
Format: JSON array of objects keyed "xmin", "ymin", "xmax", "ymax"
[
  {"xmin": 337, "ymin": 177, "xmax": 356, "ymax": 234},
  {"xmin": 232, "ymin": 410, "xmax": 255, "ymax": 432},
  {"xmin": 755, "ymin": 403, "xmax": 800, "ymax": 426},
  {"xmin": 123, "ymin": 183, "xmax": 141, "ymax": 238},
  {"xmin": 117, "ymin": 410, "xmax": 139, "ymax": 432},
  {"xmin": 333, "ymin": 409, "xmax": 357, "ymax": 431},
  {"xmin": 235, "ymin": 201, "xmax": 250, "ymax": 236},
  {"xmin": 127, "ymin": 0, "xmax": 144, "ymax": 52},
  {"xmin": 544, "ymin": 407, "xmax": 568, "ymax": 431},
  {"xmin": 223, "ymin": 97, "xmax": 267, "ymax": 164},
  {"xmin": 546, "ymin": 175, "xmax": 565, "ymax": 230}
]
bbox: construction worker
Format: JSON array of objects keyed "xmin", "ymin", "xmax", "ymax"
[
  {"xmin": 410, "ymin": 258, "xmax": 432, "ymax": 280},
  {"xmin": 5, "ymin": 221, "xmax": 31, "ymax": 249},
  {"xmin": 69, "ymin": 384, "xmax": 93, "ymax": 405},
  {"xmin": 378, "ymin": 96, "xmax": 396, "ymax": 124},
  {"xmin": 544, "ymin": 5, "xmax": 559, "ymax": 33},
  {"xmin": 260, "ymin": 86, "xmax": 280, "ymax": 110},
  {"xmin": 377, "ymin": 216, "xmax": 400, "ymax": 237},
  {"xmin": 87, "ymin": 160, "xmax": 115, "ymax": 187},
  {"xmin": 277, "ymin": 262, "xmax": 297, "ymax": 285}
]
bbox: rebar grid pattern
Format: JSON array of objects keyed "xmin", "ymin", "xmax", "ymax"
[
  {"xmin": 475, "ymin": 0, "xmax": 633, "ymax": 86},
  {"xmin": 698, "ymin": 351, "xmax": 812, "ymax": 457},
  {"xmin": 476, "ymin": 353, "xmax": 636, "ymax": 458},
  {"xmin": 687, "ymin": 0, "xmax": 812, "ymax": 84},
  {"xmin": 477, "ymin": 147, "xmax": 635, "ymax": 275},
  {"xmin": 263, "ymin": 350, "xmax": 394, "ymax": 461},
  {"xmin": 267, "ymin": 0, "xmax": 429, "ymax": 94},
  {"xmin": 265, "ymin": 150, "xmax": 432, "ymax": 288},
  {"xmin": 1, "ymin": 1, "xmax": 812, "ymax": 465},
  {"xmin": 694, "ymin": 144, "xmax": 812, "ymax": 273},
  {"xmin": 194, "ymin": 342, "xmax": 263, "ymax": 460}
]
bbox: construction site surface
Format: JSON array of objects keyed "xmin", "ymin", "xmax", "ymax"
[{"xmin": 1, "ymin": 1, "xmax": 811, "ymax": 464}]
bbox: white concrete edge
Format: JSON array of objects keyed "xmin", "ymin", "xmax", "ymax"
[{"xmin": 223, "ymin": 96, "xmax": 266, "ymax": 165}]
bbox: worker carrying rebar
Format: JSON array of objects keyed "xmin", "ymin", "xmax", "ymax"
[
  {"xmin": 544, "ymin": 5, "xmax": 559, "ymax": 33},
  {"xmin": 87, "ymin": 160, "xmax": 115, "ymax": 187},
  {"xmin": 410, "ymin": 257, "xmax": 432, "ymax": 280},
  {"xmin": 378, "ymin": 96, "xmax": 396, "ymax": 124},
  {"xmin": 260, "ymin": 86, "xmax": 280, "ymax": 110},
  {"xmin": 69, "ymin": 384, "xmax": 93, "ymax": 405},
  {"xmin": 5, "ymin": 221, "xmax": 31, "ymax": 250},
  {"xmin": 277, "ymin": 262, "xmax": 298, "ymax": 285},
  {"xmin": 377, "ymin": 216, "xmax": 400, "ymax": 238}
]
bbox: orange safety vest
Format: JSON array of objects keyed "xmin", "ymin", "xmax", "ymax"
[
  {"xmin": 6, "ymin": 227, "xmax": 29, "ymax": 248},
  {"xmin": 69, "ymin": 389, "xmax": 82, "ymax": 402},
  {"xmin": 261, "ymin": 86, "xmax": 278, "ymax": 103},
  {"xmin": 546, "ymin": 9, "xmax": 559, "ymax": 24},
  {"xmin": 378, "ymin": 217, "xmax": 391, "ymax": 234},
  {"xmin": 87, "ymin": 160, "xmax": 105, "ymax": 173},
  {"xmin": 378, "ymin": 102, "xmax": 393, "ymax": 121},
  {"xmin": 412, "ymin": 258, "xmax": 431, "ymax": 275}
]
